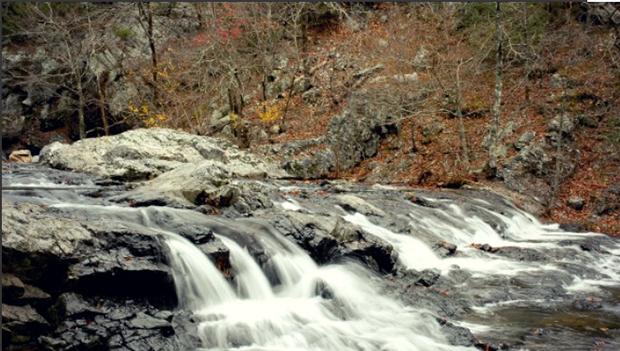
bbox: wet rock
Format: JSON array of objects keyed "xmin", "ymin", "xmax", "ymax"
[
  {"xmin": 129, "ymin": 312, "xmax": 172, "ymax": 330},
  {"xmin": 58, "ymin": 292, "xmax": 107, "ymax": 319},
  {"xmin": 199, "ymin": 185, "xmax": 239, "ymax": 207},
  {"xmin": 273, "ymin": 211, "xmax": 397, "ymax": 273},
  {"xmin": 175, "ymin": 225, "xmax": 215, "ymax": 245},
  {"xmin": 415, "ymin": 269, "xmax": 441, "ymax": 287},
  {"xmin": 2, "ymin": 304, "xmax": 50, "ymax": 346},
  {"xmin": 8, "ymin": 149, "xmax": 33, "ymax": 163},
  {"xmin": 559, "ymin": 222, "xmax": 587, "ymax": 232},
  {"xmin": 68, "ymin": 249, "xmax": 177, "ymax": 308},
  {"xmin": 195, "ymin": 182, "xmax": 274, "ymax": 214},
  {"xmin": 436, "ymin": 318, "xmax": 477, "ymax": 347},
  {"xmin": 567, "ymin": 196, "xmax": 585, "ymax": 210},
  {"xmin": 577, "ymin": 239, "xmax": 609, "ymax": 254},
  {"xmin": 335, "ymin": 194, "xmax": 386, "ymax": 217},
  {"xmin": 338, "ymin": 223, "xmax": 397, "ymax": 274},
  {"xmin": 197, "ymin": 237, "xmax": 233, "ymax": 278},
  {"xmin": 2, "ymin": 202, "xmax": 92, "ymax": 291},
  {"xmin": 494, "ymin": 246, "xmax": 547, "ymax": 261},
  {"xmin": 276, "ymin": 212, "xmax": 339, "ymax": 264},
  {"xmin": 331, "ymin": 218, "xmax": 363, "ymax": 243},
  {"xmin": 471, "ymin": 243, "xmax": 499, "ymax": 253},
  {"xmin": 2, "ymin": 274, "xmax": 25, "ymax": 302},
  {"xmin": 434, "ymin": 241, "xmax": 458, "ymax": 257},
  {"xmin": 572, "ymin": 296, "xmax": 602, "ymax": 311},
  {"xmin": 41, "ymin": 294, "xmax": 198, "ymax": 351},
  {"xmin": 228, "ymin": 182, "xmax": 274, "ymax": 214},
  {"xmin": 407, "ymin": 194, "xmax": 439, "ymax": 208},
  {"xmin": 66, "ymin": 223, "xmax": 178, "ymax": 308}
]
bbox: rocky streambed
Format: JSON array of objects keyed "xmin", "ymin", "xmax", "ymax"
[{"xmin": 3, "ymin": 129, "xmax": 620, "ymax": 351}]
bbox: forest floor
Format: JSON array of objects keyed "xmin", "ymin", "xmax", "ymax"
[{"xmin": 239, "ymin": 6, "xmax": 620, "ymax": 235}]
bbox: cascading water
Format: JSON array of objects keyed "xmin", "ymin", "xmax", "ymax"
[{"xmin": 3, "ymin": 164, "xmax": 620, "ymax": 350}]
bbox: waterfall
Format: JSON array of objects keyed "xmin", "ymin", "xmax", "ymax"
[
  {"xmin": 165, "ymin": 235, "xmax": 238, "ymax": 310},
  {"xmin": 5, "ymin": 166, "xmax": 619, "ymax": 351},
  {"xmin": 216, "ymin": 235, "xmax": 273, "ymax": 299}
]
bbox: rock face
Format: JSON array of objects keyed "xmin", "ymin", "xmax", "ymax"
[
  {"xmin": 40, "ymin": 128, "xmax": 287, "ymax": 181},
  {"xmin": 1, "ymin": 201, "xmax": 198, "ymax": 351},
  {"xmin": 502, "ymin": 127, "xmax": 579, "ymax": 206},
  {"xmin": 2, "ymin": 3, "xmax": 205, "ymax": 153},
  {"xmin": 282, "ymin": 89, "xmax": 400, "ymax": 178}
]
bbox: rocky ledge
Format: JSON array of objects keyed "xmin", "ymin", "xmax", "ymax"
[
  {"xmin": 1, "ymin": 202, "xmax": 202, "ymax": 350},
  {"xmin": 40, "ymin": 128, "xmax": 288, "ymax": 181}
]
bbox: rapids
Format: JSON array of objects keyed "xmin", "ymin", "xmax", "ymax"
[{"xmin": 3, "ymin": 163, "xmax": 620, "ymax": 350}]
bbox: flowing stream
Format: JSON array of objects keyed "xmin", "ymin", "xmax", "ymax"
[{"xmin": 3, "ymin": 163, "xmax": 620, "ymax": 350}]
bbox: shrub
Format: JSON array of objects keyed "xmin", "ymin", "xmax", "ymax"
[
  {"xmin": 258, "ymin": 101, "xmax": 283, "ymax": 123},
  {"xmin": 113, "ymin": 25, "xmax": 135, "ymax": 41}
]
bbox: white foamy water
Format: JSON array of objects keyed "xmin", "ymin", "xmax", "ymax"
[
  {"xmin": 278, "ymin": 199, "xmax": 304, "ymax": 212},
  {"xmin": 344, "ymin": 212, "xmax": 545, "ymax": 275},
  {"xmin": 165, "ymin": 234, "xmax": 238, "ymax": 310},
  {"xmin": 192, "ymin": 251, "xmax": 472, "ymax": 351},
  {"xmin": 10, "ymin": 167, "xmax": 620, "ymax": 350}
]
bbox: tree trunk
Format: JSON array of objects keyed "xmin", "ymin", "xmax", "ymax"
[
  {"xmin": 550, "ymin": 81, "xmax": 567, "ymax": 209},
  {"xmin": 76, "ymin": 77, "xmax": 86, "ymax": 140},
  {"xmin": 410, "ymin": 120, "xmax": 418, "ymax": 153},
  {"xmin": 523, "ymin": 3, "xmax": 530, "ymax": 103},
  {"xmin": 489, "ymin": 1, "xmax": 503, "ymax": 173},
  {"xmin": 456, "ymin": 60, "xmax": 470, "ymax": 166},
  {"xmin": 138, "ymin": 1, "xmax": 158, "ymax": 103},
  {"xmin": 96, "ymin": 73, "xmax": 109, "ymax": 135},
  {"xmin": 261, "ymin": 75, "xmax": 267, "ymax": 114}
]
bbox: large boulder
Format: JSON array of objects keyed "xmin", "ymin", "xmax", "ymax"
[{"xmin": 40, "ymin": 128, "xmax": 287, "ymax": 181}]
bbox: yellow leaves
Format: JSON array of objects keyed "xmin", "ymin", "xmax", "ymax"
[
  {"xmin": 257, "ymin": 100, "xmax": 283, "ymax": 123},
  {"xmin": 144, "ymin": 113, "xmax": 168, "ymax": 128},
  {"xmin": 229, "ymin": 111, "xmax": 239, "ymax": 128},
  {"xmin": 128, "ymin": 102, "xmax": 139, "ymax": 114},
  {"xmin": 127, "ymin": 101, "xmax": 168, "ymax": 128}
]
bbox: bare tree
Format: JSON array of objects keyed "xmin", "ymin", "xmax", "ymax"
[
  {"xmin": 488, "ymin": 1, "xmax": 504, "ymax": 174},
  {"xmin": 137, "ymin": 0, "xmax": 158, "ymax": 104},
  {"xmin": 16, "ymin": 4, "xmax": 104, "ymax": 139}
]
